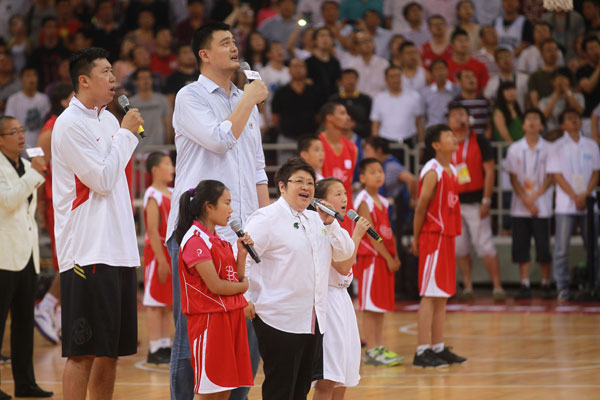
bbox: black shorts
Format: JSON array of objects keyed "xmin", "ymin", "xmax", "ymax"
[
  {"xmin": 60, "ymin": 264, "xmax": 138, "ymax": 358},
  {"xmin": 511, "ymin": 217, "xmax": 551, "ymax": 264}
]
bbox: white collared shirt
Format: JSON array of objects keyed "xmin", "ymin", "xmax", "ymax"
[
  {"xmin": 52, "ymin": 96, "xmax": 140, "ymax": 272},
  {"xmin": 244, "ymin": 197, "xmax": 355, "ymax": 334},
  {"xmin": 166, "ymin": 75, "xmax": 268, "ymax": 245},
  {"xmin": 504, "ymin": 137, "xmax": 553, "ymax": 218},
  {"xmin": 546, "ymin": 132, "xmax": 600, "ymax": 214},
  {"xmin": 370, "ymin": 89, "xmax": 424, "ymax": 141}
]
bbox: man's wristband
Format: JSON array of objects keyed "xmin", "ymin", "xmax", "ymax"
[{"xmin": 482, "ymin": 198, "xmax": 491, "ymax": 205}]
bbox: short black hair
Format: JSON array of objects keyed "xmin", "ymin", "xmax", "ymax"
[
  {"xmin": 523, "ymin": 107, "xmax": 546, "ymax": 127},
  {"xmin": 363, "ymin": 8, "xmax": 381, "ymax": 19},
  {"xmin": 447, "ymin": 102, "xmax": 470, "ymax": 116},
  {"xmin": 341, "ymin": 68, "xmax": 358, "ymax": 78},
  {"xmin": 385, "ymin": 65, "xmax": 402, "ymax": 77},
  {"xmin": 427, "ymin": 14, "xmax": 446, "ymax": 25},
  {"xmin": 456, "ymin": 0, "xmax": 474, "ymax": 11},
  {"xmin": 582, "ymin": 34, "xmax": 600, "ymax": 53},
  {"xmin": 552, "ymin": 66, "xmax": 572, "ymax": 83},
  {"xmin": 424, "ymin": 124, "xmax": 452, "ymax": 161},
  {"xmin": 313, "ymin": 26, "xmax": 333, "ymax": 40},
  {"xmin": 358, "ymin": 157, "xmax": 382, "ymax": 174},
  {"xmin": 534, "ymin": 21, "xmax": 552, "ymax": 30},
  {"xmin": 364, "ymin": 136, "xmax": 390, "ymax": 155},
  {"xmin": 275, "ymin": 157, "xmax": 316, "ymax": 195},
  {"xmin": 69, "ymin": 47, "xmax": 110, "ymax": 92},
  {"xmin": 558, "ymin": 108, "xmax": 581, "ymax": 125},
  {"xmin": 133, "ymin": 66, "xmax": 152, "ymax": 80},
  {"xmin": 146, "ymin": 151, "xmax": 169, "ymax": 174},
  {"xmin": 314, "ymin": 177, "xmax": 344, "ymax": 200},
  {"xmin": 430, "ymin": 58, "xmax": 448, "ymax": 70},
  {"xmin": 403, "ymin": 2, "xmax": 422, "ymax": 18},
  {"xmin": 191, "ymin": 22, "xmax": 231, "ymax": 66},
  {"xmin": 398, "ymin": 41, "xmax": 416, "ymax": 53},
  {"xmin": 267, "ymin": 40, "xmax": 283, "ymax": 52},
  {"xmin": 20, "ymin": 64, "xmax": 38, "ymax": 78},
  {"xmin": 297, "ymin": 135, "xmax": 320, "ymax": 153},
  {"xmin": 41, "ymin": 16, "xmax": 57, "ymax": 27},
  {"xmin": 175, "ymin": 43, "xmax": 193, "ymax": 56},
  {"xmin": 540, "ymin": 38, "xmax": 557, "ymax": 51},
  {"xmin": 321, "ymin": 0, "xmax": 339, "ymax": 11},
  {"xmin": 451, "ymin": 27, "xmax": 468, "ymax": 43},
  {"xmin": 320, "ymin": 101, "xmax": 343, "ymax": 121},
  {"xmin": 494, "ymin": 47, "xmax": 511, "ymax": 60},
  {"xmin": 456, "ymin": 68, "xmax": 475, "ymax": 80}
]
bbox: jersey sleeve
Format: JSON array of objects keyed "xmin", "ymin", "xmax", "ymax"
[{"xmin": 181, "ymin": 235, "xmax": 213, "ymax": 269}]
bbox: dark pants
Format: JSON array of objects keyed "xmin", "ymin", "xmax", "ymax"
[
  {"xmin": 253, "ymin": 315, "xmax": 323, "ymax": 400},
  {"xmin": 0, "ymin": 257, "xmax": 37, "ymax": 390}
]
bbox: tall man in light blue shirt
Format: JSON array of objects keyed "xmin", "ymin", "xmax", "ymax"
[{"xmin": 165, "ymin": 22, "xmax": 269, "ymax": 400}]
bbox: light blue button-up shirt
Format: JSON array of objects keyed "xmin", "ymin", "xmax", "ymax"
[{"xmin": 166, "ymin": 75, "xmax": 268, "ymax": 245}]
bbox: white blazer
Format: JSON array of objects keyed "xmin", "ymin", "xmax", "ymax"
[{"xmin": 0, "ymin": 153, "xmax": 45, "ymax": 273}]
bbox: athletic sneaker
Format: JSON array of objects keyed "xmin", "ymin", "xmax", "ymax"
[
  {"xmin": 147, "ymin": 349, "xmax": 170, "ymax": 365},
  {"xmin": 364, "ymin": 346, "xmax": 404, "ymax": 366},
  {"xmin": 434, "ymin": 347, "xmax": 467, "ymax": 364},
  {"xmin": 541, "ymin": 284, "xmax": 554, "ymax": 300},
  {"xmin": 558, "ymin": 289, "xmax": 571, "ymax": 302},
  {"xmin": 458, "ymin": 289, "xmax": 475, "ymax": 300},
  {"xmin": 413, "ymin": 349, "xmax": 449, "ymax": 368},
  {"xmin": 34, "ymin": 305, "xmax": 60, "ymax": 344},
  {"xmin": 0, "ymin": 354, "xmax": 9, "ymax": 364},
  {"xmin": 515, "ymin": 285, "xmax": 532, "ymax": 299},
  {"xmin": 493, "ymin": 288, "xmax": 507, "ymax": 301}
]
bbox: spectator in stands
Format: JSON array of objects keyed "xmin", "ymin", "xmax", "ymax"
[
  {"xmin": 0, "ymin": 116, "xmax": 52, "ymax": 399},
  {"xmin": 347, "ymin": 31, "xmax": 389, "ymax": 99},
  {"xmin": 5, "ymin": 66, "xmax": 50, "ymax": 149},
  {"xmin": 44, "ymin": 58, "xmax": 71, "ymax": 97},
  {"xmin": 504, "ymin": 108, "xmax": 554, "ymax": 300},
  {"xmin": 447, "ymin": 104, "xmax": 506, "ymax": 301},
  {"xmin": 576, "ymin": 35, "xmax": 600, "ymax": 136},
  {"xmin": 474, "ymin": 25, "xmax": 500, "ymax": 79},
  {"xmin": 472, "ymin": 0, "xmax": 502, "ymax": 26},
  {"xmin": 272, "ymin": 58, "xmax": 321, "ymax": 158},
  {"xmin": 528, "ymin": 38, "xmax": 561, "ymax": 108},
  {"xmin": 132, "ymin": 9, "xmax": 157, "ymax": 56},
  {"xmin": 422, "ymin": 0, "xmax": 461, "ymax": 27},
  {"xmin": 329, "ymin": 68, "xmax": 372, "ymax": 138},
  {"xmin": 70, "ymin": 27, "xmax": 93, "ymax": 53},
  {"xmin": 287, "ymin": 25, "xmax": 315, "ymax": 61},
  {"xmin": 0, "ymin": 54, "xmax": 22, "ymax": 115},
  {"xmin": 518, "ymin": 21, "xmax": 565, "ymax": 75},
  {"xmin": 259, "ymin": 41, "xmax": 291, "ymax": 131},
  {"xmin": 399, "ymin": 41, "xmax": 428, "ymax": 92},
  {"xmin": 122, "ymin": 46, "xmax": 163, "ymax": 96},
  {"xmin": 150, "ymin": 28, "xmax": 177, "ymax": 79},
  {"xmin": 371, "ymin": 66, "xmax": 424, "ymax": 144},
  {"xmin": 539, "ymin": 68, "xmax": 585, "ymax": 132},
  {"xmin": 27, "ymin": 0, "xmax": 56, "ymax": 46},
  {"xmin": 243, "ymin": 31, "xmax": 268, "ymax": 70},
  {"xmin": 165, "ymin": 44, "xmax": 200, "ymax": 109},
  {"xmin": 259, "ymin": 0, "xmax": 298, "ymax": 58},
  {"xmin": 399, "ymin": 2, "xmax": 429, "ymax": 48},
  {"xmin": 388, "ymin": 34, "xmax": 405, "ymax": 68},
  {"xmin": 29, "ymin": 17, "xmax": 71, "ymax": 92},
  {"xmin": 228, "ymin": 3, "xmax": 255, "ymax": 58},
  {"xmin": 447, "ymin": 28, "xmax": 489, "ymax": 93},
  {"xmin": 547, "ymin": 109, "xmax": 600, "ymax": 301},
  {"xmin": 306, "ymin": 28, "xmax": 341, "ymax": 99},
  {"xmin": 362, "ymin": 9, "xmax": 394, "ymax": 59},
  {"xmin": 422, "ymin": 58, "xmax": 460, "ymax": 128},
  {"xmin": 298, "ymin": 134, "xmax": 325, "ymax": 180},
  {"xmin": 112, "ymin": 37, "xmax": 136, "ymax": 85},
  {"xmin": 456, "ymin": 0, "xmax": 481, "ymax": 53},
  {"xmin": 7, "ymin": 15, "xmax": 32, "ymax": 76},
  {"xmin": 493, "ymin": 0, "xmax": 533, "ymax": 57},
  {"xmin": 91, "ymin": 0, "xmax": 121, "ymax": 62},
  {"xmin": 256, "ymin": 0, "xmax": 278, "ymax": 28},
  {"xmin": 297, "ymin": 0, "xmax": 336, "ymax": 26},
  {"xmin": 582, "ymin": 0, "xmax": 600, "ymax": 34},
  {"xmin": 339, "ymin": 0, "xmax": 384, "ymax": 21},
  {"xmin": 55, "ymin": 0, "xmax": 82, "ymax": 49},
  {"xmin": 130, "ymin": 67, "xmax": 173, "ymax": 146},
  {"xmin": 315, "ymin": 1, "xmax": 353, "ymax": 54},
  {"xmin": 541, "ymin": 6, "xmax": 585, "ymax": 62},
  {"xmin": 174, "ymin": 0, "xmax": 205, "ymax": 47},
  {"xmin": 421, "ymin": 15, "xmax": 452, "ymax": 69},
  {"xmin": 492, "ymin": 81, "xmax": 523, "ymax": 143},
  {"xmin": 383, "ymin": 0, "xmax": 412, "ymax": 34},
  {"xmin": 484, "ymin": 48, "xmax": 528, "ymax": 110},
  {"xmin": 0, "ymin": 1, "xmax": 29, "ymax": 41},
  {"xmin": 453, "ymin": 69, "xmax": 491, "ymax": 137}
]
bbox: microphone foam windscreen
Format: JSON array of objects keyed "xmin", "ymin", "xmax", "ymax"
[
  {"xmin": 346, "ymin": 209, "xmax": 358, "ymax": 220},
  {"xmin": 117, "ymin": 95, "xmax": 129, "ymax": 108},
  {"xmin": 239, "ymin": 62, "xmax": 251, "ymax": 71},
  {"xmin": 230, "ymin": 220, "xmax": 242, "ymax": 232}
]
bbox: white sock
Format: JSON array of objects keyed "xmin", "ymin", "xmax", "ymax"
[
  {"xmin": 416, "ymin": 344, "xmax": 430, "ymax": 356},
  {"xmin": 149, "ymin": 339, "xmax": 162, "ymax": 353},
  {"xmin": 432, "ymin": 342, "xmax": 444, "ymax": 353},
  {"xmin": 39, "ymin": 293, "xmax": 57, "ymax": 310},
  {"xmin": 521, "ymin": 279, "xmax": 530, "ymax": 288},
  {"xmin": 159, "ymin": 338, "xmax": 171, "ymax": 348}
]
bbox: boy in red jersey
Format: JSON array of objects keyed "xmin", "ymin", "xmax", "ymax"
[
  {"xmin": 411, "ymin": 124, "xmax": 467, "ymax": 368},
  {"xmin": 319, "ymin": 102, "xmax": 357, "ymax": 233},
  {"xmin": 355, "ymin": 158, "xmax": 403, "ymax": 367},
  {"xmin": 142, "ymin": 152, "xmax": 174, "ymax": 364}
]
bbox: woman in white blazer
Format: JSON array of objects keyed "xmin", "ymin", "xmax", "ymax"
[{"xmin": 0, "ymin": 116, "xmax": 53, "ymax": 398}]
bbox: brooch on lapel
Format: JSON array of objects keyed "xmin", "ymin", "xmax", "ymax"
[{"xmin": 293, "ymin": 222, "xmax": 299, "ymax": 229}]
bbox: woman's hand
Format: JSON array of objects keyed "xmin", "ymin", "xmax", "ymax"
[{"xmin": 237, "ymin": 233, "xmax": 254, "ymax": 257}]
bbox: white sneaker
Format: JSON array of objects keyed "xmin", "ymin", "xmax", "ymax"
[{"xmin": 34, "ymin": 305, "xmax": 60, "ymax": 344}]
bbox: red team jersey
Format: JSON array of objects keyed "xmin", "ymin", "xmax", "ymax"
[
  {"xmin": 420, "ymin": 42, "xmax": 453, "ymax": 69},
  {"xmin": 143, "ymin": 187, "xmax": 173, "ymax": 306},
  {"xmin": 417, "ymin": 159, "xmax": 462, "ymax": 297},
  {"xmin": 354, "ymin": 190, "xmax": 396, "ymax": 312},
  {"xmin": 319, "ymin": 133, "xmax": 357, "ymax": 233}
]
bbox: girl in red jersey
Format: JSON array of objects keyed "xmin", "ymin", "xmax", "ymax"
[
  {"xmin": 354, "ymin": 158, "xmax": 403, "ymax": 367},
  {"xmin": 174, "ymin": 180, "xmax": 253, "ymax": 397},
  {"xmin": 143, "ymin": 152, "xmax": 175, "ymax": 364},
  {"xmin": 411, "ymin": 124, "xmax": 467, "ymax": 368}
]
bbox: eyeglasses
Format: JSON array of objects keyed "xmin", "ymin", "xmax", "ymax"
[
  {"xmin": 0, "ymin": 127, "xmax": 26, "ymax": 137},
  {"xmin": 287, "ymin": 179, "xmax": 315, "ymax": 188}
]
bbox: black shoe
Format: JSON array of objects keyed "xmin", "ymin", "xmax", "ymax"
[
  {"xmin": 515, "ymin": 285, "xmax": 532, "ymax": 299},
  {"xmin": 147, "ymin": 349, "xmax": 170, "ymax": 365},
  {"xmin": 158, "ymin": 347, "xmax": 171, "ymax": 360},
  {"xmin": 0, "ymin": 354, "xmax": 9, "ymax": 364},
  {"xmin": 541, "ymin": 284, "xmax": 554, "ymax": 299},
  {"xmin": 413, "ymin": 349, "xmax": 449, "ymax": 368},
  {"xmin": 14, "ymin": 384, "xmax": 53, "ymax": 398},
  {"xmin": 434, "ymin": 347, "xmax": 467, "ymax": 364},
  {"xmin": 0, "ymin": 388, "xmax": 11, "ymax": 400}
]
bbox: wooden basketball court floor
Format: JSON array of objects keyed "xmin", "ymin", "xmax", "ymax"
[{"xmin": 2, "ymin": 297, "xmax": 600, "ymax": 399}]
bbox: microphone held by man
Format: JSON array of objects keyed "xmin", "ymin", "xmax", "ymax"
[{"xmin": 118, "ymin": 95, "xmax": 146, "ymax": 138}]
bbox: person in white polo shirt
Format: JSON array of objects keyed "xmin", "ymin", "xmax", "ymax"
[
  {"xmin": 504, "ymin": 108, "xmax": 554, "ymax": 300},
  {"xmin": 51, "ymin": 47, "xmax": 144, "ymax": 400},
  {"xmin": 546, "ymin": 109, "xmax": 600, "ymax": 302}
]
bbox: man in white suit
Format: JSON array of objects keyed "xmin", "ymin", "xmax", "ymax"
[{"xmin": 0, "ymin": 116, "xmax": 53, "ymax": 399}]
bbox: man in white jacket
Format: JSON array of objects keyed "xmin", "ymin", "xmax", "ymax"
[{"xmin": 0, "ymin": 116, "xmax": 52, "ymax": 399}]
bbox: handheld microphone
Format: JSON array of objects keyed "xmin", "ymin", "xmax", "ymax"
[
  {"xmin": 117, "ymin": 95, "xmax": 146, "ymax": 138},
  {"xmin": 230, "ymin": 220, "xmax": 261, "ymax": 263},
  {"xmin": 25, "ymin": 147, "xmax": 48, "ymax": 175},
  {"xmin": 239, "ymin": 62, "xmax": 262, "ymax": 82},
  {"xmin": 346, "ymin": 209, "xmax": 382, "ymax": 243},
  {"xmin": 311, "ymin": 198, "xmax": 344, "ymax": 222}
]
